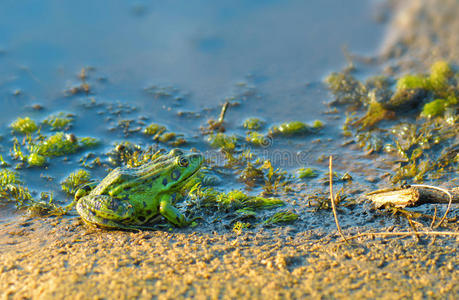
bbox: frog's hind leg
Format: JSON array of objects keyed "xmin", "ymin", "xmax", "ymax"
[{"xmin": 76, "ymin": 195, "xmax": 135, "ymax": 229}]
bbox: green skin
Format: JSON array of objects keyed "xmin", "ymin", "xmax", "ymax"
[{"xmin": 75, "ymin": 149, "xmax": 203, "ymax": 230}]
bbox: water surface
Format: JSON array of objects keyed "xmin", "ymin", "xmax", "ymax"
[{"xmin": 0, "ymin": 0, "xmax": 386, "ymax": 198}]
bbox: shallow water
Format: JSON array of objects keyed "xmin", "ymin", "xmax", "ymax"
[
  {"xmin": 0, "ymin": 0, "xmax": 385, "ymax": 191},
  {"xmin": 0, "ymin": 0, "xmax": 384, "ymax": 119}
]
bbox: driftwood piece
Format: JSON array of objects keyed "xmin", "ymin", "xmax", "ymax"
[{"xmin": 367, "ymin": 186, "xmax": 459, "ymax": 208}]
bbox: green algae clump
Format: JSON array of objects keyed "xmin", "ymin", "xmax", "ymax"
[
  {"xmin": 270, "ymin": 121, "xmax": 323, "ymax": 136},
  {"xmin": 27, "ymin": 151, "xmax": 47, "ymax": 167},
  {"xmin": 396, "ymin": 61, "xmax": 454, "ymax": 93},
  {"xmin": 245, "ymin": 132, "xmax": 269, "ymax": 147},
  {"xmin": 296, "ymin": 167, "xmax": 318, "ymax": 179},
  {"xmin": 207, "ymin": 133, "xmax": 237, "ymax": 151},
  {"xmin": 421, "ymin": 95, "xmax": 457, "ymax": 118},
  {"xmin": 61, "ymin": 169, "xmax": 91, "ymax": 196},
  {"xmin": 395, "ymin": 75, "xmax": 430, "ymax": 90},
  {"xmin": 217, "ymin": 190, "xmax": 284, "ymax": 210},
  {"xmin": 421, "ymin": 99, "xmax": 448, "ymax": 118},
  {"xmin": 10, "ymin": 117, "xmax": 38, "ymax": 135},
  {"xmin": 38, "ymin": 133, "xmax": 98, "ymax": 157},
  {"xmin": 325, "ymin": 72, "xmax": 366, "ymax": 105},
  {"xmin": 243, "ymin": 117, "xmax": 265, "ymax": 131},
  {"xmin": 264, "ymin": 210, "xmax": 299, "ymax": 224},
  {"xmin": 0, "ymin": 169, "xmax": 33, "ymax": 207},
  {"xmin": 42, "ymin": 113, "xmax": 74, "ymax": 131},
  {"xmin": 158, "ymin": 132, "xmax": 176, "ymax": 143},
  {"xmin": 143, "ymin": 123, "xmax": 166, "ymax": 136},
  {"xmin": 354, "ymin": 102, "xmax": 395, "ymax": 129},
  {"xmin": 429, "ymin": 60, "xmax": 453, "ymax": 90}
]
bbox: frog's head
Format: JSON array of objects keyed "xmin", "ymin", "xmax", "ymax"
[{"xmin": 158, "ymin": 151, "xmax": 203, "ymax": 191}]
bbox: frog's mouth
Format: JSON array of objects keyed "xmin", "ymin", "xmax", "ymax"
[{"xmin": 183, "ymin": 166, "xmax": 200, "ymax": 181}]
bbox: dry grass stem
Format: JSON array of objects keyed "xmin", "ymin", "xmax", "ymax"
[
  {"xmin": 329, "ymin": 156, "xmax": 348, "ymax": 243},
  {"xmin": 343, "ymin": 231, "xmax": 459, "ymax": 243}
]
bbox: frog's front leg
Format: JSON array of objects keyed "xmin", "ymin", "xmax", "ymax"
[
  {"xmin": 63, "ymin": 182, "xmax": 98, "ymax": 214},
  {"xmin": 76, "ymin": 195, "xmax": 135, "ymax": 228},
  {"xmin": 159, "ymin": 194, "xmax": 189, "ymax": 227}
]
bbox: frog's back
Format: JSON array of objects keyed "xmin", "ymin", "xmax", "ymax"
[{"xmin": 90, "ymin": 167, "xmax": 137, "ymax": 195}]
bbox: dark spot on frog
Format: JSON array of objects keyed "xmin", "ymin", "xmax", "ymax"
[
  {"xmin": 162, "ymin": 178, "xmax": 168, "ymax": 186},
  {"xmin": 110, "ymin": 199, "xmax": 119, "ymax": 211},
  {"xmin": 146, "ymin": 209, "xmax": 152, "ymax": 215},
  {"xmin": 143, "ymin": 201, "xmax": 147, "ymax": 208},
  {"xmin": 138, "ymin": 216, "xmax": 146, "ymax": 222},
  {"xmin": 171, "ymin": 170, "xmax": 181, "ymax": 181}
]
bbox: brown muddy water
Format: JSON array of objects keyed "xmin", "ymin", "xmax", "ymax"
[{"xmin": 0, "ymin": 0, "xmax": 458, "ymax": 299}]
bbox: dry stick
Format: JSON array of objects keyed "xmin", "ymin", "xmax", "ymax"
[
  {"xmin": 218, "ymin": 101, "xmax": 230, "ymax": 124},
  {"xmin": 366, "ymin": 185, "xmax": 458, "ymax": 208},
  {"xmin": 343, "ymin": 231, "xmax": 459, "ymax": 242},
  {"xmin": 329, "ymin": 156, "xmax": 348, "ymax": 243}
]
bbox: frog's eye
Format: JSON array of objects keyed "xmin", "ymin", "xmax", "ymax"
[
  {"xmin": 170, "ymin": 149, "xmax": 184, "ymax": 157},
  {"xmin": 178, "ymin": 157, "xmax": 189, "ymax": 167}
]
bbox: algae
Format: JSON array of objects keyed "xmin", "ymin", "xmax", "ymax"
[
  {"xmin": 326, "ymin": 60, "xmax": 458, "ymax": 184},
  {"xmin": 61, "ymin": 169, "xmax": 91, "ymax": 196},
  {"xmin": 296, "ymin": 168, "xmax": 319, "ymax": 179},
  {"xmin": 243, "ymin": 117, "xmax": 265, "ymax": 131},
  {"xmin": 10, "ymin": 117, "xmax": 38, "ymax": 135},
  {"xmin": 269, "ymin": 120, "xmax": 323, "ymax": 136}
]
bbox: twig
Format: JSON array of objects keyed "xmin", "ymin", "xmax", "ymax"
[
  {"xmin": 430, "ymin": 206, "xmax": 437, "ymax": 229},
  {"xmin": 218, "ymin": 101, "xmax": 230, "ymax": 124},
  {"xmin": 342, "ymin": 231, "xmax": 459, "ymax": 242},
  {"xmin": 202, "ymin": 101, "xmax": 230, "ymax": 134},
  {"xmin": 329, "ymin": 156, "xmax": 348, "ymax": 243}
]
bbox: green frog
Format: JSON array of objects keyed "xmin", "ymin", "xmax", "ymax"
[{"xmin": 75, "ymin": 149, "xmax": 203, "ymax": 230}]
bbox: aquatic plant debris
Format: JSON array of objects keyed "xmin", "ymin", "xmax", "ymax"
[
  {"xmin": 243, "ymin": 117, "xmax": 265, "ymax": 130},
  {"xmin": 0, "ymin": 168, "xmax": 62, "ymax": 214},
  {"xmin": 296, "ymin": 167, "xmax": 319, "ymax": 179},
  {"xmin": 8, "ymin": 116, "xmax": 99, "ymax": 167},
  {"xmin": 207, "ymin": 132, "xmax": 237, "ymax": 151},
  {"xmin": 61, "ymin": 169, "xmax": 91, "ymax": 196},
  {"xmin": 326, "ymin": 60, "xmax": 458, "ymax": 184},
  {"xmin": 264, "ymin": 210, "xmax": 299, "ymax": 224},
  {"xmin": 10, "ymin": 117, "xmax": 38, "ymax": 135},
  {"xmin": 42, "ymin": 112, "xmax": 74, "ymax": 131},
  {"xmin": 269, "ymin": 120, "xmax": 323, "ymax": 136}
]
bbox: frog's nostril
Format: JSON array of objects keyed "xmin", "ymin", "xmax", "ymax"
[{"xmin": 190, "ymin": 153, "xmax": 203, "ymax": 162}]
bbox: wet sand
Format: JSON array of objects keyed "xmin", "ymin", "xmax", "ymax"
[{"xmin": 1, "ymin": 216, "xmax": 457, "ymax": 299}]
